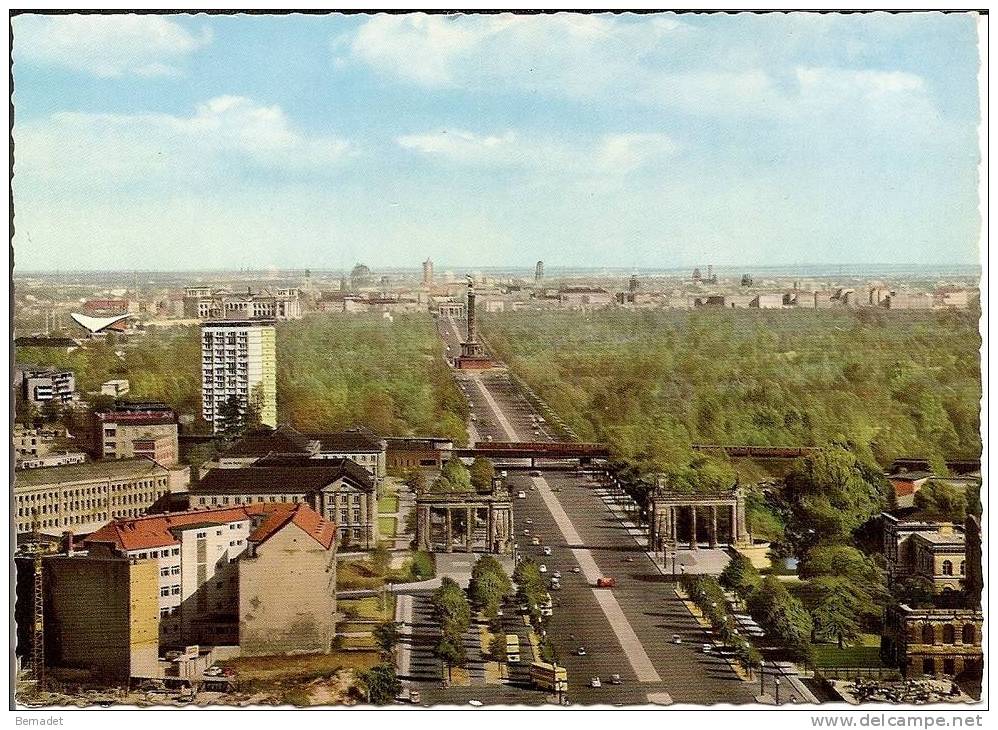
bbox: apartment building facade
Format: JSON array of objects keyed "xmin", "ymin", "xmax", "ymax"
[
  {"xmin": 85, "ymin": 402, "xmax": 180, "ymax": 467},
  {"xmin": 200, "ymin": 319, "xmax": 278, "ymax": 432}
]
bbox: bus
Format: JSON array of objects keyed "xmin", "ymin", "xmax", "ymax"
[
  {"xmin": 530, "ymin": 661, "xmax": 568, "ymax": 693},
  {"xmin": 505, "ymin": 634, "xmax": 521, "ymax": 664}
]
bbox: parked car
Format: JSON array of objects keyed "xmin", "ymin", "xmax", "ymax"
[
  {"xmin": 702, "ymin": 643, "xmax": 713, "ymax": 654},
  {"xmin": 610, "ymin": 674, "xmax": 622, "ymax": 685},
  {"xmin": 529, "ymin": 470, "xmax": 541, "ymax": 477},
  {"xmin": 577, "ymin": 646, "xmax": 587, "ymax": 656},
  {"xmin": 543, "ymin": 546, "xmax": 552, "ymax": 556},
  {"xmin": 590, "ymin": 677, "xmax": 601, "ymax": 688},
  {"xmin": 410, "ymin": 689, "xmax": 422, "ymax": 704},
  {"xmin": 596, "ymin": 577, "xmax": 616, "ymax": 589},
  {"xmin": 572, "ymin": 567, "xmax": 581, "ymax": 574},
  {"xmin": 517, "ymin": 491, "xmax": 526, "ymax": 499},
  {"xmin": 539, "ymin": 564, "xmax": 548, "ymax": 573},
  {"xmin": 672, "ymin": 634, "xmax": 683, "ymax": 644}
]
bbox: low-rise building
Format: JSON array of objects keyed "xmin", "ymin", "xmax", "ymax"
[
  {"xmin": 883, "ymin": 513, "xmax": 966, "ymax": 594},
  {"xmin": 15, "ymin": 366, "xmax": 76, "ymax": 407},
  {"xmin": 192, "ymin": 458, "xmax": 377, "ymax": 548},
  {"xmin": 386, "ymin": 436, "xmax": 454, "ymax": 470},
  {"xmin": 17, "ymin": 450, "xmax": 87, "ymax": 470},
  {"xmin": 558, "ymin": 286, "xmax": 613, "ymax": 309},
  {"xmin": 883, "ymin": 603, "xmax": 983, "ymax": 679},
  {"xmin": 13, "ymin": 458, "xmax": 175, "ymax": 536},
  {"xmin": 100, "ymin": 379, "xmax": 131, "ymax": 398},
  {"xmin": 84, "ymin": 402, "xmax": 180, "ymax": 467}
]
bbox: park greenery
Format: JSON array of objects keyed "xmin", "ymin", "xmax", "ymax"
[
  {"xmin": 360, "ymin": 662, "xmax": 402, "ymax": 705},
  {"xmin": 483, "ymin": 308, "xmax": 981, "ymax": 472},
  {"xmin": 469, "ymin": 555, "xmax": 514, "ymax": 618},
  {"xmin": 16, "ymin": 313, "xmax": 469, "ymax": 444},
  {"xmin": 431, "ymin": 577, "xmax": 472, "ymax": 681}
]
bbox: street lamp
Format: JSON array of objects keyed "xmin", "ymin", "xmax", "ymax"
[
  {"xmin": 759, "ymin": 659, "xmax": 765, "ymax": 695},
  {"xmin": 775, "ymin": 677, "xmax": 781, "ymax": 706}
]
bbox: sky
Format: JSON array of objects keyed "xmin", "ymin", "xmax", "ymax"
[{"xmin": 10, "ymin": 12, "xmax": 984, "ymax": 272}]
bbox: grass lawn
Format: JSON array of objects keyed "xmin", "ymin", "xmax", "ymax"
[
  {"xmin": 378, "ymin": 495, "xmax": 400, "ymax": 514},
  {"xmin": 378, "ymin": 516, "xmax": 398, "ymax": 538},
  {"xmin": 220, "ymin": 650, "xmax": 380, "ymax": 685},
  {"xmin": 340, "ymin": 635, "xmax": 379, "ymax": 650},
  {"xmin": 336, "ymin": 560, "xmax": 384, "ymax": 590},
  {"xmin": 339, "ymin": 596, "xmax": 395, "ymax": 622},
  {"xmin": 813, "ymin": 634, "xmax": 883, "ymax": 668},
  {"xmin": 338, "ymin": 621, "xmax": 377, "ymax": 634}
]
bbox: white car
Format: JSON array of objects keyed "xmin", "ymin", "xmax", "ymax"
[
  {"xmin": 702, "ymin": 643, "xmax": 713, "ymax": 654},
  {"xmin": 577, "ymin": 646, "xmax": 587, "ymax": 656},
  {"xmin": 543, "ymin": 547, "xmax": 552, "ymax": 556},
  {"xmin": 539, "ymin": 564, "xmax": 548, "ymax": 573},
  {"xmin": 590, "ymin": 677, "xmax": 601, "ymax": 688},
  {"xmin": 517, "ymin": 491, "xmax": 526, "ymax": 499},
  {"xmin": 572, "ymin": 567, "xmax": 581, "ymax": 574},
  {"xmin": 672, "ymin": 634, "xmax": 683, "ymax": 644},
  {"xmin": 525, "ymin": 518, "xmax": 533, "ymax": 525},
  {"xmin": 523, "ymin": 528, "xmax": 531, "ymax": 536}
]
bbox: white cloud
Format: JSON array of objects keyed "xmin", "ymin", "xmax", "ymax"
[
  {"xmin": 397, "ymin": 129, "xmax": 521, "ymax": 164},
  {"xmin": 341, "ymin": 14, "xmax": 937, "ymax": 124},
  {"xmin": 13, "ymin": 14, "xmax": 211, "ymax": 77},
  {"xmin": 14, "ymin": 96, "xmax": 353, "ymax": 186},
  {"xmin": 596, "ymin": 133, "xmax": 679, "ymax": 173}
]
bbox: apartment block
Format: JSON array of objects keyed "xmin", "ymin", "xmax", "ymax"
[
  {"xmin": 86, "ymin": 402, "xmax": 180, "ymax": 467},
  {"xmin": 201, "ymin": 319, "xmax": 277, "ymax": 432}
]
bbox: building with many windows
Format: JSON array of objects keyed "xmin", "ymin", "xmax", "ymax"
[
  {"xmin": 883, "ymin": 514, "xmax": 968, "ymax": 594},
  {"xmin": 13, "ymin": 459, "xmax": 174, "ymax": 536},
  {"xmin": 15, "ymin": 366, "xmax": 76, "ymax": 407},
  {"xmin": 82, "ymin": 402, "xmax": 180, "ymax": 467},
  {"xmin": 191, "ymin": 458, "xmax": 377, "ymax": 548},
  {"xmin": 201, "ymin": 319, "xmax": 277, "ymax": 432}
]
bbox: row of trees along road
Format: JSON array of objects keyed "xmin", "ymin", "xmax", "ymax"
[{"xmin": 431, "ymin": 577, "xmax": 471, "ymax": 682}]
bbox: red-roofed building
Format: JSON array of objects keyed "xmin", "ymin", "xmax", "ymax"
[{"xmin": 85, "ymin": 503, "xmax": 336, "ymax": 654}]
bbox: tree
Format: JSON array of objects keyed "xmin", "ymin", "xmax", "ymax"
[
  {"xmin": 373, "ymin": 621, "xmax": 400, "ymax": 657},
  {"xmin": 805, "ymin": 580, "xmax": 863, "ymax": 648},
  {"xmin": 361, "ymin": 662, "xmax": 402, "ymax": 705},
  {"xmin": 39, "ymin": 399, "xmax": 63, "ymax": 423},
  {"xmin": 216, "ymin": 394, "xmax": 252, "ymax": 438},
  {"xmin": 435, "ymin": 635, "xmax": 465, "ymax": 682},
  {"xmin": 403, "ymin": 468, "xmax": 427, "ymax": 494},
  {"xmin": 469, "ymin": 457, "xmax": 496, "ymax": 493},
  {"xmin": 14, "ymin": 397, "xmax": 37, "ymax": 427},
  {"xmin": 913, "ymin": 481, "xmax": 968, "ymax": 522},
  {"xmin": 469, "ymin": 555, "xmax": 514, "ymax": 617},
  {"xmin": 371, "ymin": 546, "xmax": 392, "ymax": 577},
  {"xmin": 779, "ymin": 448, "xmax": 887, "ymax": 555},
  {"xmin": 747, "ymin": 576, "xmax": 813, "ymax": 658},
  {"xmin": 719, "ymin": 553, "xmax": 762, "ymax": 600},
  {"xmin": 488, "ymin": 631, "xmax": 509, "ymax": 679},
  {"xmin": 432, "ymin": 459, "xmax": 473, "ymax": 493}
]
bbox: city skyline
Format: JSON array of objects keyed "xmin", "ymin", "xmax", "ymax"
[{"xmin": 12, "ymin": 12, "xmax": 985, "ymax": 271}]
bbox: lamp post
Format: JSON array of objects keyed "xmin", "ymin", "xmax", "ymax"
[
  {"xmin": 760, "ymin": 659, "xmax": 765, "ymax": 696},
  {"xmin": 775, "ymin": 677, "xmax": 781, "ymax": 706}
]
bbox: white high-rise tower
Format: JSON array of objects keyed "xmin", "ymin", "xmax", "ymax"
[{"xmin": 200, "ymin": 318, "xmax": 277, "ymax": 432}]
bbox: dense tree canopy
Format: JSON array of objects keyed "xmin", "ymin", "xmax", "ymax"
[
  {"xmin": 483, "ymin": 308, "xmax": 981, "ymax": 471},
  {"xmin": 16, "ymin": 313, "xmax": 469, "ymax": 443}
]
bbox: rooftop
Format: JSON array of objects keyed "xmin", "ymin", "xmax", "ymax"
[
  {"xmin": 87, "ymin": 503, "xmax": 334, "ymax": 552},
  {"xmin": 194, "ymin": 460, "xmax": 374, "ymax": 494},
  {"xmin": 15, "ymin": 458, "xmax": 168, "ymax": 489}
]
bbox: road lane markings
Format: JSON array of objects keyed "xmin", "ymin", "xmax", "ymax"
[{"xmin": 469, "ymin": 373, "xmax": 662, "ymax": 684}]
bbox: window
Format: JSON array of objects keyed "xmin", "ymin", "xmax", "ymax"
[
  {"xmin": 138, "ymin": 552, "xmax": 147, "ymax": 560},
  {"xmin": 216, "ymin": 529, "xmax": 223, "ymax": 536},
  {"xmin": 171, "ymin": 566, "xmax": 181, "ymax": 575},
  {"xmin": 196, "ymin": 531, "xmax": 207, "ymax": 539},
  {"xmin": 340, "ymin": 510, "xmax": 349, "ymax": 523},
  {"xmin": 160, "ymin": 607, "xmax": 170, "ymax": 618},
  {"xmin": 922, "ymin": 624, "xmax": 935, "ymax": 644},
  {"xmin": 160, "ymin": 567, "xmax": 170, "ymax": 577},
  {"xmin": 960, "ymin": 561, "xmax": 966, "ymax": 576},
  {"xmin": 353, "ymin": 508, "xmax": 361, "ymax": 522},
  {"xmin": 160, "ymin": 587, "xmax": 170, "ymax": 597},
  {"xmin": 943, "ymin": 624, "xmax": 956, "ymax": 644},
  {"xmin": 942, "ymin": 560, "xmax": 953, "ymax": 576},
  {"xmin": 963, "ymin": 624, "xmax": 976, "ymax": 644},
  {"xmin": 171, "ymin": 585, "xmax": 181, "ymax": 596},
  {"xmin": 172, "ymin": 548, "xmax": 180, "ymax": 556}
]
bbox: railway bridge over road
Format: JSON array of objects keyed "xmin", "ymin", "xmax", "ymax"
[{"xmin": 454, "ymin": 441, "xmax": 611, "ymax": 466}]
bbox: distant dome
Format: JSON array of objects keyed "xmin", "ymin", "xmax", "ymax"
[{"xmin": 351, "ymin": 264, "xmax": 371, "ymax": 278}]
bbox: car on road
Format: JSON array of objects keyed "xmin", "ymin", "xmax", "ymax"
[
  {"xmin": 552, "ymin": 571, "xmax": 561, "ymax": 579},
  {"xmin": 525, "ymin": 518, "xmax": 533, "ymax": 525},
  {"xmin": 610, "ymin": 674, "xmax": 622, "ymax": 685},
  {"xmin": 550, "ymin": 581, "xmax": 561, "ymax": 591},
  {"xmin": 543, "ymin": 546, "xmax": 552, "ymax": 555},
  {"xmin": 468, "ymin": 699, "xmax": 484, "ymax": 707},
  {"xmin": 596, "ymin": 577, "xmax": 616, "ymax": 588},
  {"xmin": 203, "ymin": 666, "xmax": 223, "ymax": 677},
  {"xmin": 590, "ymin": 677, "xmax": 601, "ymax": 688},
  {"xmin": 523, "ymin": 528, "xmax": 531, "ymax": 535},
  {"xmin": 531, "ymin": 537, "xmax": 541, "ymax": 545},
  {"xmin": 410, "ymin": 689, "xmax": 422, "ymax": 704},
  {"xmin": 702, "ymin": 643, "xmax": 713, "ymax": 653},
  {"xmin": 572, "ymin": 567, "xmax": 581, "ymax": 574},
  {"xmin": 672, "ymin": 634, "xmax": 683, "ymax": 644},
  {"xmin": 517, "ymin": 491, "xmax": 526, "ymax": 499},
  {"xmin": 539, "ymin": 564, "xmax": 547, "ymax": 573},
  {"xmin": 577, "ymin": 646, "xmax": 587, "ymax": 656},
  {"xmin": 624, "ymin": 556, "xmax": 635, "ymax": 563},
  {"xmin": 529, "ymin": 470, "xmax": 541, "ymax": 477}
]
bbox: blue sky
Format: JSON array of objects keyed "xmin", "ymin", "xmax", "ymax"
[{"xmin": 11, "ymin": 12, "xmax": 983, "ymax": 271}]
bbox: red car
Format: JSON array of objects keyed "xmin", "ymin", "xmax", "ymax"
[{"xmin": 596, "ymin": 577, "xmax": 616, "ymax": 589}]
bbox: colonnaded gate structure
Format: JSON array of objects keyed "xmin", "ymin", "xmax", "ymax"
[
  {"xmin": 649, "ymin": 483, "xmax": 750, "ymax": 551},
  {"xmin": 415, "ymin": 491, "xmax": 514, "ymax": 554}
]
